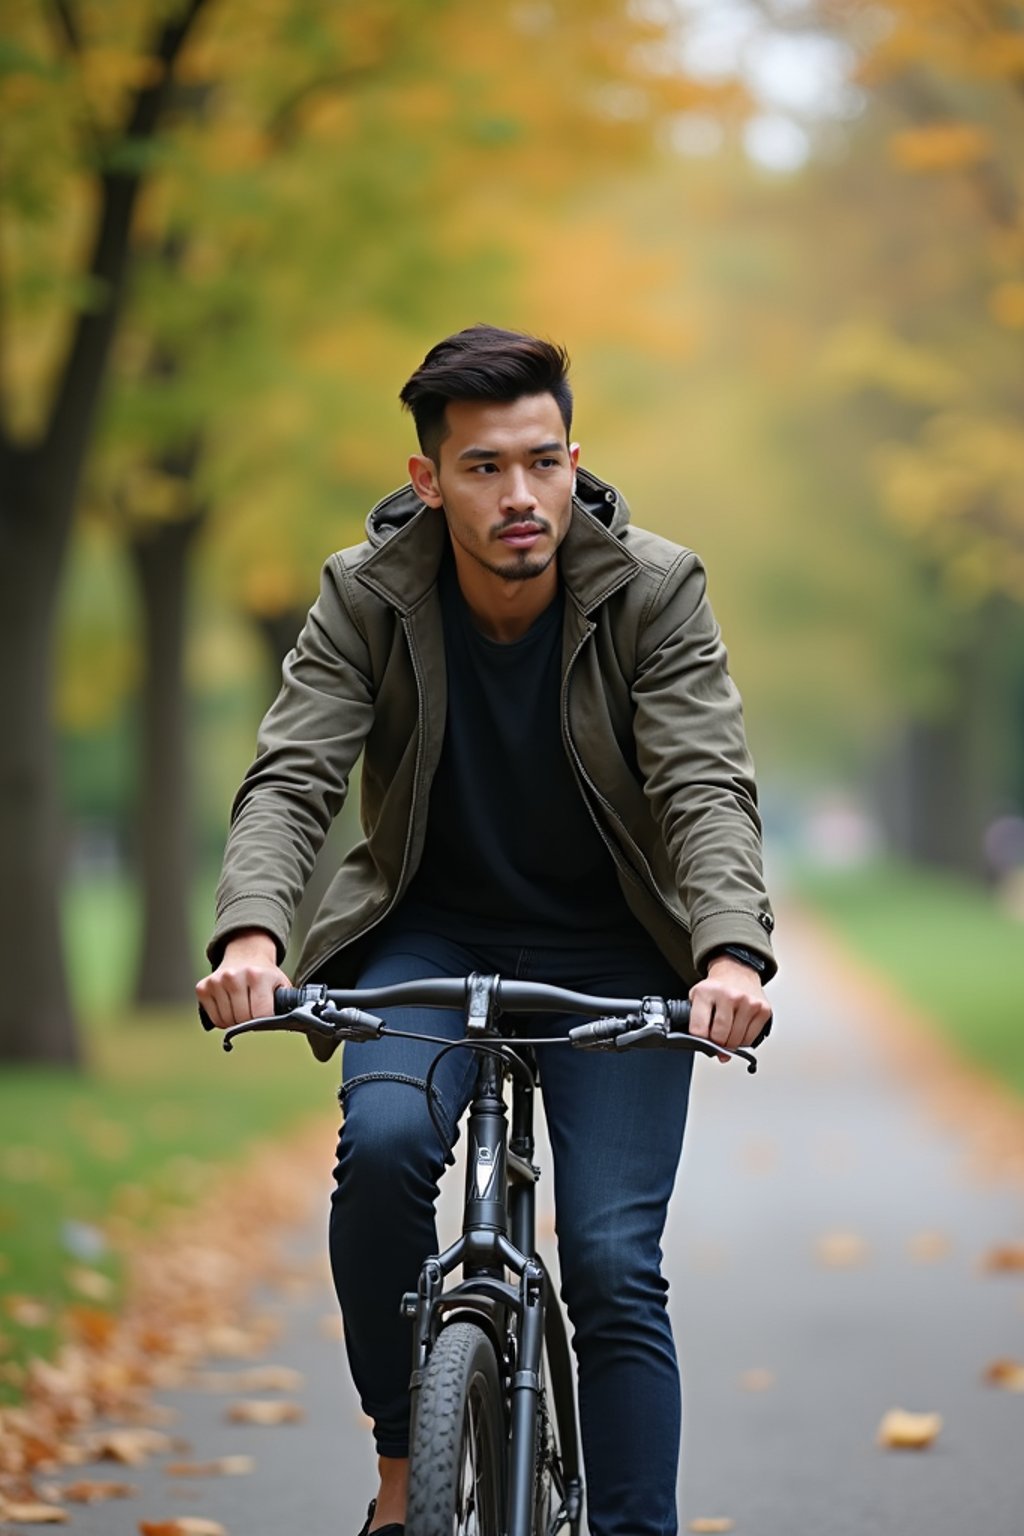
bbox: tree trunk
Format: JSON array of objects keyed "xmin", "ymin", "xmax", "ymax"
[
  {"xmin": 0, "ymin": 459, "xmax": 79, "ymax": 1062},
  {"xmin": 880, "ymin": 599, "xmax": 1020, "ymax": 877},
  {"xmin": 129, "ymin": 513, "xmax": 203, "ymax": 1005}
]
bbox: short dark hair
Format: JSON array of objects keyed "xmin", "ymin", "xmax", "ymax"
[{"xmin": 399, "ymin": 324, "xmax": 573, "ymax": 463}]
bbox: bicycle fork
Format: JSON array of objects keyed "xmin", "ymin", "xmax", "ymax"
[{"xmin": 403, "ymin": 1049, "xmax": 579, "ymax": 1536}]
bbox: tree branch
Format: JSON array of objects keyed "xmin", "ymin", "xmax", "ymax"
[
  {"xmin": 41, "ymin": 0, "xmax": 209, "ymax": 505},
  {"xmin": 49, "ymin": 0, "xmax": 83, "ymax": 54}
]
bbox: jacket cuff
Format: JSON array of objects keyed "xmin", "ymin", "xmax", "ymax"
[
  {"xmin": 690, "ymin": 910, "xmax": 776, "ymax": 983},
  {"xmin": 206, "ymin": 896, "xmax": 290, "ymax": 970}
]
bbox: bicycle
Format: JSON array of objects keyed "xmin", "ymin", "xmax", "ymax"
[{"xmin": 203, "ymin": 974, "xmax": 767, "ymax": 1536}]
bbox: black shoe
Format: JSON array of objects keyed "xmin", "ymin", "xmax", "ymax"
[{"xmin": 356, "ymin": 1499, "xmax": 404, "ymax": 1536}]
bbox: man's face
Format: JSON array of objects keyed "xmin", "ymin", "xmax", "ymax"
[{"xmin": 409, "ymin": 394, "xmax": 580, "ymax": 585}]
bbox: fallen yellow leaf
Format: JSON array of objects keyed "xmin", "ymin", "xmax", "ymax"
[
  {"xmin": 980, "ymin": 1242, "xmax": 1024, "ymax": 1273},
  {"xmin": 66, "ymin": 1266, "xmax": 115, "ymax": 1301},
  {"xmin": 982, "ymin": 1359, "xmax": 1024, "ymax": 1392},
  {"xmin": 166, "ymin": 1455, "xmax": 255, "ymax": 1477},
  {"xmin": 816, "ymin": 1231, "xmax": 869, "ymax": 1268},
  {"xmin": 63, "ymin": 1479, "xmax": 138, "ymax": 1502},
  {"xmin": 739, "ymin": 1369, "xmax": 775, "ymax": 1392},
  {"xmin": 0, "ymin": 1501, "xmax": 69, "ymax": 1524},
  {"xmin": 906, "ymin": 1231, "xmax": 951, "ymax": 1264},
  {"xmin": 876, "ymin": 1408, "xmax": 942, "ymax": 1449},
  {"xmin": 4, "ymin": 1296, "xmax": 52, "ymax": 1328},
  {"xmin": 91, "ymin": 1427, "xmax": 175, "ymax": 1464},
  {"xmin": 688, "ymin": 1520, "xmax": 735, "ymax": 1533},
  {"xmin": 225, "ymin": 1399, "xmax": 304, "ymax": 1426},
  {"xmin": 138, "ymin": 1521, "xmax": 228, "ymax": 1536}
]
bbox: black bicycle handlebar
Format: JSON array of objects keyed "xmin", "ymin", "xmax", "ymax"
[{"xmin": 200, "ymin": 974, "xmax": 771, "ymax": 1071}]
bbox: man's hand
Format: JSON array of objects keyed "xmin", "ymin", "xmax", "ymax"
[
  {"xmin": 195, "ymin": 930, "xmax": 292, "ymax": 1029},
  {"xmin": 688, "ymin": 956, "xmax": 771, "ymax": 1063}
]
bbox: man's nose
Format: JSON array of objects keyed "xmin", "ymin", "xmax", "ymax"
[{"xmin": 501, "ymin": 466, "xmax": 535, "ymax": 512}]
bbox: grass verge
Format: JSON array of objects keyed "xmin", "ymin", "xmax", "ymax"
[
  {"xmin": 796, "ymin": 859, "xmax": 1024, "ymax": 1099},
  {"xmin": 0, "ymin": 875, "xmax": 335, "ymax": 1399}
]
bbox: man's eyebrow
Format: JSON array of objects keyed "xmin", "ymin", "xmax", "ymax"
[{"xmin": 456, "ymin": 441, "xmax": 566, "ymax": 462}]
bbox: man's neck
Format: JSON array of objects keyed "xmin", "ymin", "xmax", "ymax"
[{"xmin": 450, "ymin": 546, "xmax": 559, "ymax": 643}]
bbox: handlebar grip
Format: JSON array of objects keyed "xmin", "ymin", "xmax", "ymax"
[
  {"xmin": 667, "ymin": 999, "xmax": 691, "ymax": 1030},
  {"xmin": 274, "ymin": 984, "xmax": 327, "ymax": 1014}
]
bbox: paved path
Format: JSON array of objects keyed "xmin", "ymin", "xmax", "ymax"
[{"xmin": 51, "ymin": 914, "xmax": 1023, "ymax": 1534}]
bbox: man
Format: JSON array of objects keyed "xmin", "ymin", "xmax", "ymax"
[{"xmin": 197, "ymin": 324, "xmax": 775, "ymax": 1536}]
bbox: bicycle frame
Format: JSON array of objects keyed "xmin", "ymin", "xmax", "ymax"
[{"xmin": 401, "ymin": 1005, "xmax": 583, "ymax": 1536}]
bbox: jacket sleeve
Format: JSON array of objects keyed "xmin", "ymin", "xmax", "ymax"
[
  {"xmin": 631, "ymin": 551, "xmax": 776, "ymax": 980},
  {"xmin": 207, "ymin": 554, "xmax": 375, "ymax": 968}
]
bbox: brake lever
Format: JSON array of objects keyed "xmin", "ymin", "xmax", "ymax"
[
  {"xmin": 666, "ymin": 1035, "xmax": 759, "ymax": 1073},
  {"xmin": 221, "ymin": 1005, "xmax": 339, "ymax": 1052}
]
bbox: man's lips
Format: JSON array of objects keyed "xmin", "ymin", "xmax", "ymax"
[{"xmin": 497, "ymin": 522, "xmax": 545, "ymax": 548}]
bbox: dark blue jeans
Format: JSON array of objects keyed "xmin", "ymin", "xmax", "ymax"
[{"xmin": 329, "ymin": 921, "xmax": 694, "ymax": 1536}]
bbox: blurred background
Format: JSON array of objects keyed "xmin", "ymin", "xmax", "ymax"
[{"xmin": 1, "ymin": 0, "xmax": 1023, "ymax": 1430}]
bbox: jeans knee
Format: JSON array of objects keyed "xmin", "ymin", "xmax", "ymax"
[
  {"xmin": 332, "ymin": 1076, "xmax": 447, "ymax": 1205},
  {"xmin": 559, "ymin": 1229, "xmax": 668, "ymax": 1340}
]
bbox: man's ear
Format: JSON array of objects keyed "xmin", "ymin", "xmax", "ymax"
[{"xmin": 409, "ymin": 454, "xmax": 443, "ymax": 507}]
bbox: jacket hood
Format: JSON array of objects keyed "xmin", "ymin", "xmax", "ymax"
[{"xmin": 364, "ymin": 465, "xmax": 632, "ymax": 547}]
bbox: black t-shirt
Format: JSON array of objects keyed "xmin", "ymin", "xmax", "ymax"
[{"xmin": 402, "ymin": 555, "xmax": 644, "ymax": 943}]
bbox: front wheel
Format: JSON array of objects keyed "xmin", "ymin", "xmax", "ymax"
[{"xmin": 407, "ymin": 1321, "xmax": 506, "ymax": 1536}]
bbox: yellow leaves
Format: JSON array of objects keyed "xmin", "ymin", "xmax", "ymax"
[
  {"xmin": 876, "ymin": 1408, "xmax": 943, "ymax": 1450},
  {"xmin": 988, "ymin": 282, "xmax": 1024, "ymax": 330},
  {"xmin": 66, "ymin": 1268, "xmax": 115, "ymax": 1304},
  {"xmin": 4, "ymin": 1299, "xmax": 52, "ymax": 1330},
  {"xmin": 166, "ymin": 1455, "xmax": 255, "ymax": 1477},
  {"xmin": 888, "ymin": 122, "xmax": 993, "ymax": 173},
  {"xmin": 63, "ymin": 1479, "xmax": 137, "ymax": 1502},
  {"xmin": 80, "ymin": 48, "xmax": 166, "ymax": 108},
  {"xmin": 815, "ymin": 1231, "xmax": 870, "ymax": 1269},
  {"xmin": 91, "ymin": 1428, "xmax": 176, "ymax": 1465},
  {"xmin": 688, "ymin": 1520, "xmax": 734, "ymax": 1533},
  {"xmin": 872, "ymin": 410, "xmax": 1024, "ymax": 600},
  {"xmin": 224, "ymin": 1399, "xmax": 304, "ymax": 1426},
  {"xmin": 981, "ymin": 1242, "xmax": 1024, "ymax": 1273},
  {"xmin": 982, "ymin": 1359, "xmax": 1024, "ymax": 1392},
  {"xmin": 138, "ymin": 1521, "xmax": 227, "ymax": 1536},
  {"xmin": 238, "ymin": 564, "xmax": 304, "ymax": 622},
  {"xmin": 0, "ymin": 1498, "xmax": 68, "ymax": 1523},
  {"xmin": 819, "ymin": 323, "xmax": 962, "ymax": 407}
]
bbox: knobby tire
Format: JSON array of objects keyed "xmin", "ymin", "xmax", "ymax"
[{"xmin": 407, "ymin": 1321, "xmax": 505, "ymax": 1536}]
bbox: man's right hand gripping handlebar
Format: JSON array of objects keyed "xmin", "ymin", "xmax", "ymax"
[{"xmin": 195, "ymin": 929, "xmax": 292, "ymax": 1031}]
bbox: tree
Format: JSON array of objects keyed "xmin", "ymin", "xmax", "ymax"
[{"xmin": 0, "ymin": 0, "xmax": 209, "ymax": 1060}]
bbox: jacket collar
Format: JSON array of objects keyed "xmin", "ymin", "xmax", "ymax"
[{"xmin": 354, "ymin": 499, "xmax": 642, "ymax": 617}]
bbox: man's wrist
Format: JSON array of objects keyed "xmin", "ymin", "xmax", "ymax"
[
  {"xmin": 222, "ymin": 928, "xmax": 279, "ymax": 963},
  {"xmin": 704, "ymin": 944, "xmax": 768, "ymax": 979}
]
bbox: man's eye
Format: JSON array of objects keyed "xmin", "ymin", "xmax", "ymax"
[
  {"xmin": 534, "ymin": 458, "xmax": 559, "ymax": 469},
  {"xmin": 471, "ymin": 463, "xmax": 497, "ymax": 474}
]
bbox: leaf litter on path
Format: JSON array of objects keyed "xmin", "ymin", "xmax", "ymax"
[
  {"xmin": 876, "ymin": 1408, "xmax": 943, "ymax": 1449},
  {"xmin": 0, "ymin": 1118, "xmax": 335, "ymax": 1518},
  {"xmin": 165, "ymin": 1457, "xmax": 255, "ymax": 1478},
  {"xmin": 225, "ymin": 1399, "xmax": 304, "ymax": 1426},
  {"xmin": 980, "ymin": 1241, "xmax": 1024, "ymax": 1273},
  {"xmin": 815, "ymin": 1231, "xmax": 870, "ymax": 1268},
  {"xmin": 982, "ymin": 1359, "xmax": 1024, "ymax": 1391},
  {"xmin": 138, "ymin": 1520, "xmax": 227, "ymax": 1536}
]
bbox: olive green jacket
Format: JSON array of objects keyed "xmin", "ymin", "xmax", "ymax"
[{"xmin": 208, "ymin": 467, "xmax": 775, "ymax": 993}]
